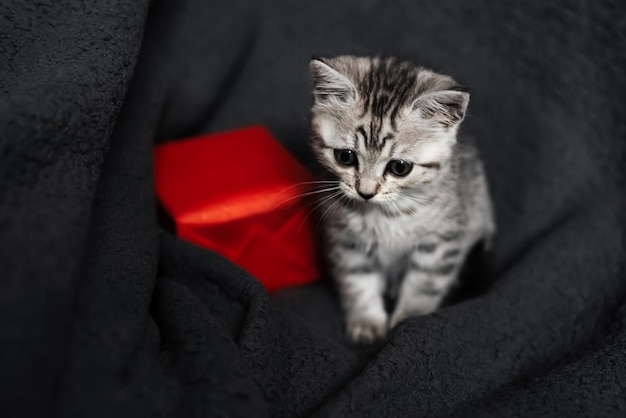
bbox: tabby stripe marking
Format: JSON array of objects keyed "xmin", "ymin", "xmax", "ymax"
[
  {"xmin": 442, "ymin": 248, "xmax": 461, "ymax": 259},
  {"xmin": 417, "ymin": 243, "xmax": 438, "ymax": 253},
  {"xmin": 410, "ymin": 260, "xmax": 458, "ymax": 276}
]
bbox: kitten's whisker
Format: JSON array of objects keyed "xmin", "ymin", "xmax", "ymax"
[
  {"xmin": 393, "ymin": 197, "xmax": 414, "ymax": 217},
  {"xmin": 315, "ymin": 190, "xmax": 350, "ymax": 229},
  {"xmin": 297, "ymin": 190, "xmax": 343, "ymax": 232},
  {"xmin": 268, "ymin": 179, "xmax": 338, "ymax": 207},
  {"xmin": 271, "ymin": 180, "xmax": 339, "ymax": 202},
  {"xmin": 316, "ymin": 194, "xmax": 345, "ymax": 230},
  {"xmin": 399, "ymin": 193, "xmax": 458, "ymax": 209},
  {"xmin": 298, "ymin": 189, "xmax": 344, "ymax": 208},
  {"xmin": 312, "ymin": 190, "xmax": 343, "ymax": 211},
  {"xmin": 269, "ymin": 186, "xmax": 340, "ymax": 211}
]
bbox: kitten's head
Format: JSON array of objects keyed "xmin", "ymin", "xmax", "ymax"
[{"xmin": 309, "ymin": 56, "xmax": 469, "ymax": 211}]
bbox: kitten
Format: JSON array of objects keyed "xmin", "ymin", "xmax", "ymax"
[{"xmin": 309, "ymin": 56, "xmax": 495, "ymax": 343}]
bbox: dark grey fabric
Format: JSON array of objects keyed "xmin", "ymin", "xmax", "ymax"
[{"xmin": 1, "ymin": 0, "xmax": 625, "ymax": 416}]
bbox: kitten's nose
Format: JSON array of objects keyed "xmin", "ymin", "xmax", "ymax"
[{"xmin": 357, "ymin": 191, "xmax": 375, "ymax": 200}]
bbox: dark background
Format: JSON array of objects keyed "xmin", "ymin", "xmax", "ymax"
[{"xmin": 1, "ymin": 0, "xmax": 625, "ymax": 416}]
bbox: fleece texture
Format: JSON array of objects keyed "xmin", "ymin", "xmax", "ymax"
[{"xmin": 1, "ymin": 0, "xmax": 625, "ymax": 416}]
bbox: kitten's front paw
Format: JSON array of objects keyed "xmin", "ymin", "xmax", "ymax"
[{"xmin": 347, "ymin": 316, "xmax": 388, "ymax": 343}]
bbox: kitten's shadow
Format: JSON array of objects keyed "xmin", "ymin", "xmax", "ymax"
[
  {"xmin": 443, "ymin": 241, "xmax": 494, "ymax": 306},
  {"xmin": 379, "ymin": 241, "xmax": 493, "ymax": 328}
]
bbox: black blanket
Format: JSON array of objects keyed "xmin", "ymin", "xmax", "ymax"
[{"xmin": 2, "ymin": 1, "xmax": 625, "ymax": 416}]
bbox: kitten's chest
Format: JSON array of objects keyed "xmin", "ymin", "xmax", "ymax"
[{"xmin": 349, "ymin": 210, "xmax": 416, "ymax": 264}]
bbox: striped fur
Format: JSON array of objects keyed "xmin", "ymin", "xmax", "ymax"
[{"xmin": 310, "ymin": 56, "xmax": 495, "ymax": 343}]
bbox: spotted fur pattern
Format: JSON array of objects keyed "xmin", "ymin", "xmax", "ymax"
[{"xmin": 309, "ymin": 56, "xmax": 495, "ymax": 343}]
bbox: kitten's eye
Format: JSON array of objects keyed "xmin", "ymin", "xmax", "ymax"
[
  {"xmin": 334, "ymin": 149, "xmax": 358, "ymax": 167},
  {"xmin": 386, "ymin": 160, "xmax": 413, "ymax": 177}
]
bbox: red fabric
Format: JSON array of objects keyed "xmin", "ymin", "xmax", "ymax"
[{"xmin": 154, "ymin": 126, "xmax": 320, "ymax": 291}]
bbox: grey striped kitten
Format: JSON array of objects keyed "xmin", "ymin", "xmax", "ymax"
[{"xmin": 309, "ymin": 56, "xmax": 495, "ymax": 343}]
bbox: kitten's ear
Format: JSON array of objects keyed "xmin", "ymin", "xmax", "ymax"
[
  {"xmin": 410, "ymin": 89, "xmax": 470, "ymax": 128},
  {"xmin": 310, "ymin": 58, "xmax": 356, "ymax": 105}
]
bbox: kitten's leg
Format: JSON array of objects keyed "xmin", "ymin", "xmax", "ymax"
[
  {"xmin": 390, "ymin": 239, "xmax": 464, "ymax": 328},
  {"xmin": 336, "ymin": 270, "xmax": 388, "ymax": 343}
]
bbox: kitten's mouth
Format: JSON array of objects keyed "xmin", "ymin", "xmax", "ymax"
[
  {"xmin": 339, "ymin": 183, "xmax": 376, "ymax": 204},
  {"xmin": 345, "ymin": 191, "xmax": 385, "ymax": 207}
]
